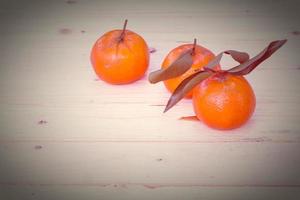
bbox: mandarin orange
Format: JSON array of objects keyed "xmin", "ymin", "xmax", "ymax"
[
  {"xmin": 91, "ymin": 20, "xmax": 149, "ymax": 84},
  {"xmin": 161, "ymin": 44, "xmax": 219, "ymax": 98},
  {"xmin": 192, "ymin": 71, "xmax": 256, "ymax": 130}
]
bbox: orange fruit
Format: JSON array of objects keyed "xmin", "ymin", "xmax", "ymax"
[
  {"xmin": 91, "ymin": 20, "xmax": 149, "ymax": 84},
  {"xmin": 162, "ymin": 44, "xmax": 219, "ymax": 98},
  {"xmin": 192, "ymin": 72, "xmax": 256, "ymax": 130}
]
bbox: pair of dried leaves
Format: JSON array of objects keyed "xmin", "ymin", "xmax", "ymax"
[{"xmin": 148, "ymin": 39, "xmax": 287, "ymax": 112}]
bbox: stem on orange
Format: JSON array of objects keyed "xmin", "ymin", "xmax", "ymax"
[
  {"xmin": 119, "ymin": 19, "xmax": 128, "ymax": 42},
  {"xmin": 191, "ymin": 38, "xmax": 197, "ymax": 55}
]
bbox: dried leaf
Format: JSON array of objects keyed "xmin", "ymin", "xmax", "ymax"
[
  {"xmin": 227, "ymin": 40, "xmax": 287, "ymax": 75},
  {"xmin": 203, "ymin": 50, "xmax": 249, "ymax": 71},
  {"xmin": 202, "ymin": 53, "xmax": 223, "ymax": 71},
  {"xmin": 224, "ymin": 50, "xmax": 249, "ymax": 64},
  {"xmin": 179, "ymin": 116, "xmax": 199, "ymax": 121},
  {"xmin": 164, "ymin": 70, "xmax": 212, "ymax": 112},
  {"xmin": 148, "ymin": 49, "xmax": 193, "ymax": 84}
]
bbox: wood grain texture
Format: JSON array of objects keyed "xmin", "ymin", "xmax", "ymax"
[{"xmin": 0, "ymin": 0, "xmax": 300, "ymax": 199}]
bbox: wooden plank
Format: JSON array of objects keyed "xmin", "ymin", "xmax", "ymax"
[
  {"xmin": 1, "ymin": 185, "xmax": 300, "ymax": 200},
  {"xmin": 0, "ymin": 142, "xmax": 299, "ymax": 185}
]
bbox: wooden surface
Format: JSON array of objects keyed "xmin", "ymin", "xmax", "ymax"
[{"xmin": 0, "ymin": 0, "xmax": 300, "ymax": 199}]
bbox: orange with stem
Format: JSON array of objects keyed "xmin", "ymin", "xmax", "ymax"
[
  {"xmin": 161, "ymin": 39, "xmax": 219, "ymax": 98},
  {"xmin": 91, "ymin": 19, "xmax": 149, "ymax": 84}
]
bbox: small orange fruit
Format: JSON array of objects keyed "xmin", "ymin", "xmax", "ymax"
[
  {"xmin": 192, "ymin": 71, "xmax": 256, "ymax": 130},
  {"xmin": 91, "ymin": 20, "xmax": 149, "ymax": 84},
  {"xmin": 162, "ymin": 42, "xmax": 219, "ymax": 98}
]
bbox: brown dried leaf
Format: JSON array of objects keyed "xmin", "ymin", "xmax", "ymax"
[
  {"xmin": 203, "ymin": 50, "xmax": 249, "ymax": 71},
  {"xmin": 224, "ymin": 50, "xmax": 250, "ymax": 64},
  {"xmin": 179, "ymin": 116, "xmax": 199, "ymax": 121},
  {"xmin": 227, "ymin": 40, "xmax": 287, "ymax": 75},
  {"xmin": 164, "ymin": 70, "xmax": 212, "ymax": 112},
  {"xmin": 202, "ymin": 53, "xmax": 223, "ymax": 71},
  {"xmin": 148, "ymin": 49, "xmax": 193, "ymax": 84}
]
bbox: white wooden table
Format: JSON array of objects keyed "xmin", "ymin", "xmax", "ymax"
[{"xmin": 1, "ymin": 0, "xmax": 300, "ymax": 199}]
